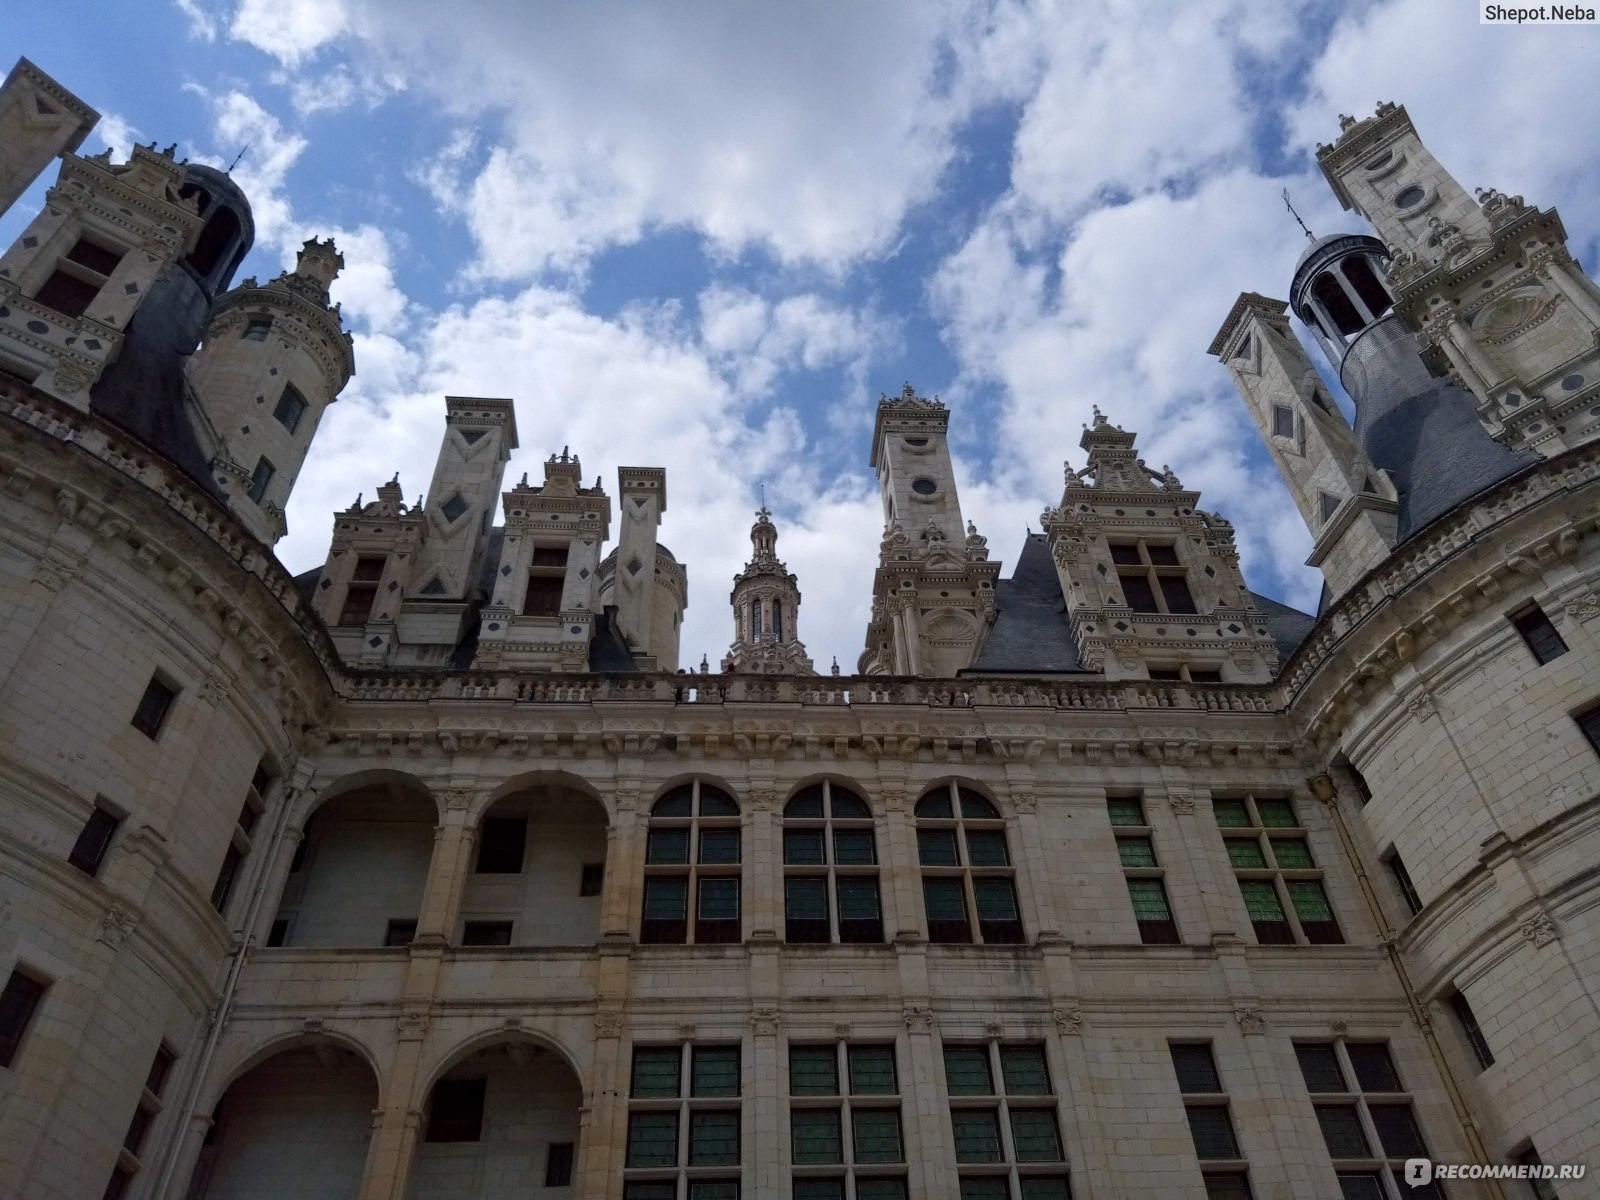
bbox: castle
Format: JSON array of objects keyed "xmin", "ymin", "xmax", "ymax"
[{"xmin": 0, "ymin": 56, "xmax": 1596, "ymax": 1200}]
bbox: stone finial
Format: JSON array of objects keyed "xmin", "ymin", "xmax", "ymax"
[{"xmin": 831, "ymin": 656, "xmax": 840, "ymax": 676}]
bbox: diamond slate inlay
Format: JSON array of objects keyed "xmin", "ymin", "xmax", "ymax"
[
  {"xmin": 500, "ymin": 565, "xmax": 512, "ymax": 576},
  {"xmin": 21, "ymin": 236, "xmax": 37, "ymax": 249},
  {"xmin": 626, "ymin": 557, "xmax": 643, "ymax": 576},
  {"xmin": 367, "ymin": 636, "xmax": 384, "ymax": 648},
  {"xmin": 441, "ymin": 493, "xmax": 468, "ymax": 522}
]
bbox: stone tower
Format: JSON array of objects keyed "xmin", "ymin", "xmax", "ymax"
[
  {"xmin": 0, "ymin": 57, "xmax": 98, "ymax": 215},
  {"xmin": 722, "ymin": 505, "xmax": 814, "ymax": 674},
  {"xmin": 1042, "ymin": 408, "xmax": 1279, "ymax": 682},
  {"xmin": 597, "ymin": 466, "xmax": 687, "ymax": 672},
  {"xmin": 186, "ymin": 237, "xmax": 355, "ymax": 544},
  {"xmin": 860, "ymin": 384, "xmax": 998, "ymax": 675}
]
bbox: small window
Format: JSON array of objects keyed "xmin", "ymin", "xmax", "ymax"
[
  {"xmin": 245, "ymin": 457, "xmax": 275, "ymax": 505},
  {"xmin": 1576, "ymin": 702, "xmax": 1600, "ymax": 756},
  {"xmin": 267, "ymin": 918, "xmax": 289, "ymax": 946},
  {"xmin": 384, "ymin": 920, "xmax": 417, "ymax": 947},
  {"xmin": 544, "ymin": 1142, "xmax": 574, "ymax": 1187},
  {"xmin": 1446, "ymin": 992, "xmax": 1494, "ymax": 1071},
  {"xmin": 0, "ymin": 969, "xmax": 48, "ymax": 1068},
  {"xmin": 461, "ymin": 920, "xmax": 513, "ymax": 946},
  {"xmin": 475, "ymin": 817, "xmax": 527, "ymax": 874},
  {"xmin": 632, "ymin": 1046, "xmax": 683, "ymax": 1098},
  {"xmin": 1385, "ymin": 851, "xmax": 1422, "ymax": 917},
  {"xmin": 131, "ymin": 675, "xmax": 177, "ymax": 739},
  {"xmin": 242, "ymin": 318, "xmax": 271, "ymax": 341},
  {"xmin": 1272, "ymin": 406, "xmax": 1295, "ymax": 440},
  {"xmin": 66, "ymin": 237, "xmax": 123, "ymax": 275},
  {"xmin": 1171, "ymin": 1043, "xmax": 1223, "ymax": 1094},
  {"xmin": 1512, "ymin": 604, "xmax": 1567, "ymax": 665},
  {"xmin": 68, "ymin": 803, "xmax": 121, "ymax": 875},
  {"xmin": 210, "ymin": 844, "xmax": 243, "ymax": 912},
  {"xmin": 580, "ymin": 862, "xmax": 604, "ymax": 896},
  {"xmin": 33, "ymin": 271, "xmax": 101, "ymax": 318},
  {"xmin": 1320, "ymin": 492, "xmax": 1341, "ymax": 524},
  {"xmin": 273, "ymin": 385, "xmax": 307, "ymax": 434},
  {"xmin": 524, "ymin": 575, "xmax": 564, "ymax": 617},
  {"xmin": 425, "ymin": 1078, "xmax": 486, "ymax": 1142},
  {"xmin": 1394, "ymin": 185, "xmax": 1425, "ymax": 209},
  {"xmin": 910, "ymin": 478, "xmax": 938, "ymax": 495}
]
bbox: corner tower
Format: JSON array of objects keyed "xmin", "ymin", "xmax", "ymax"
[
  {"xmin": 859, "ymin": 384, "xmax": 998, "ymax": 675},
  {"xmin": 722, "ymin": 506, "xmax": 814, "ymax": 674}
]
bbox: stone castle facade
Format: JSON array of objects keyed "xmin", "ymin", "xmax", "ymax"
[{"xmin": 0, "ymin": 57, "xmax": 1596, "ymax": 1200}]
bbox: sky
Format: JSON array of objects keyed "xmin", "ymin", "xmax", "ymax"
[{"xmin": 6, "ymin": 2, "xmax": 1600, "ymax": 672}]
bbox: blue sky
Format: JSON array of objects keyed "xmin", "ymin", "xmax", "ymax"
[{"xmin": 7, "ymin": 2, "xmax": 1600, "ymax": 670}]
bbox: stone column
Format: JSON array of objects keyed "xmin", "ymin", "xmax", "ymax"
[
  {"xmin": 878, "ymin": 787, "xmax": 923, "ymax": 943},
  {"xmin": 901, "ymin": 1006, "xmax": 953, "ymax": 1198},
  {"xmin": 358, "ymin": 1098, "xmax": 423, "ymax": 1200},
  {"xmin": 1445, "ymin": 316, "xmax": 1501, "ymax": 394},
  {"xmin": 1008, "ymin": 792, "xmax": 1061, "ymax": 938},
  {"xmin": 415, "ymin": 792, "xmax": 477, "ymax": 944},
  {"xmin": 600, "ymin": 792, "xmax": 642, "ymax": 940},
  {"xmin": 744, "ymin": 787, "xmax": 780, "ymax": 938},
  {"xmin": 749, "ymin": 1013, "xmax": 782, "ymax": 1197},
  {"xmin": 1547, "ymin": 257, "xmax": 1600, "ymax": 328},
  {"xmin": 1160, "ymin": 786, "xmax": 1238, "ymax": 942},
  {"xmin": 576, "ymin": 1012, "xmax": 626, "ymax": 1200}
]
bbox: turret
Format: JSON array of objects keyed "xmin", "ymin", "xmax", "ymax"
[
  {"xmin": 186, "ymin": 236, "xmax": 355, "ymax": 544},
  {"xmin": 0, "ymin": 57, "xmax": 98, "ymax": 216},
  {"xmin": 599, "ymin": 466, "xmax": 686, "ymax": 671},
  {"xmin": 722, "ymin": 506, "xmax": 814, "ymax": 674}
]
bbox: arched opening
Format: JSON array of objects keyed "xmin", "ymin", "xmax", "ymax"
[
  {"xmin": 641, "ymin": 780, "xmax": 741, "ymax": 944},
  {"xmin": 782, "ymin": 780, "xmax": 883, "ymax": 944},
  {"xmin": 271, "ymin": 776, "xmax": 436, "ymax": 948},
  {"xmin": 188, "ymin": 207, "xmax": 242, "ymax": 282},
  {"xmin": 1343, "ymin": 255, "xmax": 1394, "ymax": 322},
  {"xmin": 914, "ymin": 782, "xmax": 1023, "ymax": 945},
  {"xmin": 1311, "ymin": 272, "xmax": 1364, "ymax": 337},
  {"xmin": 187, "ymin": 1041, "xmax": 377, "ymax": 1199},
  {"xmin": 458, "ymin": 780, "xmax": 609, "ymax": 947},
  {"xmin": 410, "ymin": 1040, "xmax": 582, "ymax": 1196}
]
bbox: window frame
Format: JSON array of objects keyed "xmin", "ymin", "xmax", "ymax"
[
  {"xmin": 789, "ymin": 1040, "xmax": 906, "ymax": 1196},
  {"xmin": 783, "ymin": 781, "xmax": 884, "ymax": 945},
  {"xmin": 641, "ymin": 781, "xmax": 742, "ymax": 945},
  {"xmin": 68, "ymin": 801, "xmax": 123, "ymax": 875},
  {"xmin": 916, "ymin": 783, "xmax": 1024, "ymax": 946},
  {"xmin": 626, "ymin": 1042, "xmax": 742, "ymax": 1194},
  {"xmin": 1170, "ymin": 1041, "xmax": 1251, "ymax": 1193},
  {"xmin": 1108, "ymin": 795, "xmax": 1180, "ymax": 945},
  {"xmin": 1109, "ymin": 538, "xmax": 1199, "ymax": 616},
  {"xmin": 1213, "ymin": 794, "xmax": 1342, "ymax": 946},
  {"xmin": 1510, "ymin": 602, "xmax": 1568, "ymax": 666},
  {"xmin": 1293, "ymin": 1039, "xmax": 1441, "ymax": 1197},
  {"xmin": 943, "ymin": 1039, "xmax": 1069, "ymax": 1197}
]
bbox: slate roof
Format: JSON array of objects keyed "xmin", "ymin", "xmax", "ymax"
[{"xmin": 965, "ymin": 534, "xmax": 1091, "ymax": 674}]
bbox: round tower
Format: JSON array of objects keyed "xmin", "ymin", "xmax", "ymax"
[
  {"xmin": 186, "ymin": 237, "xmax": 356, "ymax": 545},
  {"xmin": 721, "ymin": 506, "xmax": 814, "ymax": 674}
]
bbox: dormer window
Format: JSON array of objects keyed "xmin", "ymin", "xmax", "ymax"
[
  {"xmin": 1110, "ymin": 540, "xmax": 1197, "ymax": 615},
  {"xmin": 338, "ymin": 556, "xmax": 386, "ymax": 626},
  {"xmin": 33, "ymin": 236, "xmax": 123, "ymax": 319},
  {"xmin": 523, "ymin": 546, "xmax": 568, "ymax": 617}
]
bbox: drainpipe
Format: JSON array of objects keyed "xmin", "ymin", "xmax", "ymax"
[
  {"xmin": 1309, "ymin": 773, "xmax": 1506, "ymax": 1200},
  {"xmin": 150, "ymin": 759, "xmax": 315, "ymax": 1198}
]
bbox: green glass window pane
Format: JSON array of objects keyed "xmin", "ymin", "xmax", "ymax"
[
  {"xmin": 944, "ymin": 1047, "xmax": 994, "ymax": 1096},
  {"xmin": 1009, "ymin": 1108, "xmax": 1063, "ymax": 1161},
  {"xmin": 852, "ymin": 1108, "xmax": 904, "ymax": 1163},
  {"xmin": 698, "ymin": 786, "xmax": 739, "ymax": 816},
  {"xmin": 699, "ymin": 828, "xmax": 740, "ymax": 864},
  {"xmin": 837, "ymin": 876, "xmax": 882, "ymax": 920},
  {"xmin": 692, "ymin": 1045, "xmax": 740, "ymax": 1097},
  {"xmin": 829, "ymin": 789, "xmax": 871, "ymax": 818},
  {"xmin": 833, "ymin": 828, "xmax": 877, "ymax": 865},
  {"xmin": 624, "ymin": 1184, "xmax": 676, "ymax": 1200},
  {"xmin": 973, "ymin": 877, "xmax": 1019, "ymax": 921},
  {"xmin": 848, "ymin": 1045, "xmax": 897, "ymax": 1094},
  {"xmin": 916, "ymin": 791, "xmax": 954, "ymax": 819},
  {"xmin": 1336, "ymin": 1174, "xmax": 1384, "ymax": 1200},
  {"xmin": 959, "ymin": 789, "xmax": 1000, "ymax": 819},
  {"xmin": 1367, "ymin": 1104, "xmax": 1427, "ymax": 1158},
  {"xmin": 1212, "ymin": 799, "xmax": 1250, "ymax": 828},
  {"xmin": 784, "ymin": 828, "xmax": 826, "ymax": 865},
  {"xmin": 1107, "ymin": 796, "xmax": 1145, "ymax": 826},
  {"xmin": 689, "ymin": 1109, "xmax": 740, "ymax": 1165},
  {"xmin": 1287, "ymin": 880, "xmax": 1333, "ymax": 921},
  {"xmin": 791, "ymin": 1108, "xmax": 843, "ymax": 1164},
  {"xmin": 1203, "ymin": 1175, "xmax": 1253, "ymax": 1200},
  {"xmin": 1224, "ymin": 839, "xmax": 1267, "ymax": 869},
  {"xmin": 1126, "ymin": 878, "xmax": 1173, "ymax": 921},
  {"xmin": 786, "ymin": 876, "xmax": 830, "ymax": 921},
  {"xmin": 1019, "ymin": 1179, "xmax": 1072, "ymax": 1200},
  {"xmin": 1293, "ymin": 1043, "xmax": 1345, "ymax": 1093},
  {"xmin": 697, "ymin": 877, "xmax": 740, "ymax": 920},
  {"xmin": 1255, "ymin": 798, "xmax": 1297, "ymax": 827},
  {"xmin": 1271, "ymin": 838, "xmax": 1315, "ymax": 869},
  {"xmin": 923, "ymin": 877, "xmax": 968, "ymax": 922},
  {"xmin": 789, "ymin": 1045, "xmax": 839, "ymax": 1096},
  {"xmin": 1238, "ymin": 879, "xmax": 1285, "ymax": 922},
  {"xmin": 918, "ymin": 828, "xmax": 960, "ymax": 866},
  {"xmin": 959, "ymin": 1179, "xmax": 1008, "ymax": 1200},
  {"xmin": 642, "ymin": 876, "xmax": 687, "ymax": 920},
  {"xmin": 631, "ymin": 1047, "xmax": 682, "ymax": 1098},
  {"xmin": 786, "ymin": 786, "xmax": 826, "ymax": 818},
  {"xmin": 646, "ymin": 827, "xmax": 689, "ymax": 864},
  {"xmin": 1117, "ymin": 837, "xmax": 1157, "ymax": 868},
  {"xmin": 1345, "ymin": 1043, "xmax": 1402, "ymax": 1093},
  {"xmin": 652, "ymin": 786, "xmax": 693, "ymax": 817},
  {"xmin": 688, "ymin": 1183, "xmax": 738, "ymax": 1200},
  {"xmin": 792, "ymin": 1180, "xmax": 844, "ymax": 1200},
  {"xmin": 965, "ymin": 829, "xmax": 1010, "ymax": 866},
  {"xmin": 1170, "ymin": 1044, "xmax": 1222, "ymax": 1094},
  {"xmin": 626, "ymin": 1111, "xmax": 678, "ymax": 1167},
  {"xmin": 1315, "ymin": 1104, "xmax": 1370, "ymax": 1159},
  {"xmin": 999, "ymin": 1044, "xmax": 1051, "ymax": 1095},
  {"xmin": 951, "ymin": 1108, "xmax": 1004, "ymax": 1162},
  {"xmin": 856, "ymin": 1180, "xmax": 909, "ymax": 1200},
  {"xmin": 1186, "ymin": 1105, "xmax": 1239, "ymax": 1159}
]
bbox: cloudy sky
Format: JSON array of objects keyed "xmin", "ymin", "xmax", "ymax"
[{"xmin": 7, "ymin": 2, "xmax": 1599, "ymax": 671}]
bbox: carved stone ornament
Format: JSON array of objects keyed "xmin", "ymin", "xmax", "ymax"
[
  {"xmin": 1563, "ymin": 592, "xmax": 1600, "ymax": 622},
  {"xmin": 881, "ymin": 788, "xmax": 907, "ymax": 814},
  {"xmin": 1330, "ymin": 1019, "xmax": 1349, "ymax": 1037},
  {"xmin": 750, "ymin": 1005, "xmax": 782, "ymax": 1036},
  {"xmin": 1168, "ymin": 791, "xmax": 1196, "ymax": 816},
  {"xmin": 31, "ymin": 555, "xmax": 76, "ymax": 592},
  {"xmin": 593, "ymin": 1013, "xmax": 624, "ymax": 1039},
  {"xmin": 902, "ymin": 1005, "xmax": 935, "ymax": 1030},
  {"xmin": 1233, "ymin": 1007, "xmax": 1266, "ymax": 1035},
  {"xmin": 748, "ymin": 788, "xmax": 778, "ymax": 813},
  {"xmin": 985, "ymin": 1021, "xmax": 1005, "ymax": 1039},
  {"xmin": 1405, "ymin": 691, "xmax": 1437, "ymax": 722},
  {"xmin": 1518, "ymin": 909, "xmax": 1559, "ymax": 947},
  {"xmin": 1053, "ymin": 1008, "xmax": 1084, "ymax": 1036},
  {"xmin": 96, "ymin": 906, "xmax": 137, "ymax": 948},
  {"xmin": 200, "ymin": 675, "xmax": 229, "ymax": 707},
  {"xmin": 1012, "ymin": 791, "xmax": 1037, "ymax": 815},
  {"xmin": 396, "ymin": 1011, "xmax": 430, "ymax": 1039},
  {"xmin": 442, "ymin": 788, "xmax": 475, "ymax": 812}
]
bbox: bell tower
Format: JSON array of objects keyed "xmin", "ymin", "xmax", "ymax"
[
  {"xmin": 723, "ymin": 506, "xmax": 814, "ymax": 674},
  {"xmin": 859, "ymin": 384, "xmax": 998, "ymax": 676}
]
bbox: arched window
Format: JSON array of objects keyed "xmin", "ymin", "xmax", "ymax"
[
  {"xmin": 782, "ymin": 781, "xmax": 882, "ymax": 944},
  {"xmin": 641, "ymin": 781, "xmax": 741, "ymax": 944},
  {"xmin": 750, "ymin": 598, "xmax": 762, "ymax": 639},
  {"xmin": 773, "ymin": 601, "xmax": 784, "ymax": 642},
  {"xmin": 914, "ymin": 784, "xmax": 1023, "ymax": 945},
  {"xmin": 1311, "ymin": 272, "xmax": 1364, "ymax": 337}
]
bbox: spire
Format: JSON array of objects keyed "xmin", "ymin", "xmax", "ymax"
[{"xmin": 722, "ymin": 503, "xmax": 813, "ymax": 675}]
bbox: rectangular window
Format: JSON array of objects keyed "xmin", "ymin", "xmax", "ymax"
[
  {"xmin": 1127, "ymin": 878, "xmax": 1180, "ymax": 945},
  {"xmin": 1515, "ymin": 1147, "xmax": 1559, "ymax": 1200},
  {"xmin": 384, "ymin": 920, "xmax": 417, "ymax": 947},
  {"xmin": 848, "ymin": 1045, "xmax": 897, "ymax": 1095},
  {"xmin": 544, "ymin": 1142, "xmax": 574, "ymax": 1187},
  {"xmin": 210, "ymin": 844, "xmax": 243, "ymax": 912},
  {"xmin": 68, "ymin": 803, "xmax": 121, "ymax": 875},
  {"xmin": 1293, "ymin": 1044, "xmax": 1345, "ymax": 1093},
  {"xmin": 580, "ymin": 862, "xmax": 605, "ymax": 896},
  {"xmin": 790, "ymin": 1045, "xmax": 840, "ymax": 1096},
  {"xmin": 695, "ymin": 877, "xmax": 741, "ymax": 944},
  {"xmin": 1106, "ymin": 795, "xmax": 1146, "ymax": 826},
  {"xmin": 475, "ymin": 816, "xmax": 527, "ymax": 873},
  {"xmin": 691, "ymin": 1046, "xmax": 740, "ymax": 1097},
  {"xmin": 793, "ymin": 1108, "xmax": 844, "ymax": 1164},
  {"xmin": 267, "ymin": 918, "xmax": 289, "ymax": 947},
  {"xmin": 1186, "ymin": 1106, "xmax": 1241, "ymax": 1160},
  {"xmin": 242, "ymin": 318, "xmax": 271, "ymax": 341},
  {"xmin": 923, "ymin": 877, "xmax": 971, "ymax": 944},
  {"xmin": 1298, "ymin": 1040, "xmax": 1434, "ymax": 1195},
  {"xmin": 460, "ymin": 920, "xmax": 513, "ymax": 946},
  {"xmin": 1385, "ymin": 852, "xmax": 1422, "ymax": 917},
  {"xmin": 998, "ymin": 1044, "xmax": 1050, "ymax": 1095},
  {"xmin": 784, "ymin": 828, "xmax": 826, "ymax": 864},
  {"xmin": 640, "ymin": 876, "xmax": 689, "ymax": 944},
  {"xmin": 647, "ymin": 827, "xmax": 691, "ymax": 865},
  {"xmin": 973, "ymin": 877, "xmax": 1024, "ymax": 944},
  {"xmin": 951, "ymin": 1108, "xmax": 1004, "ymax": 1163},
  {"xmin": 34, "ymin": 268, "xmax": 102, "ymax": 318},
  {"xmin": 1578, "ymin": 702, "xmax": 1600, "ymax": 756},
  {"xmin": 1447, "ymin": 992, "xmax": 1494, "ymax": 1070},
  {"xmin": 632, "ymin": 1046, "xmax": 683, "ymax": 1098},
  {"xmin": 836, "ymin": 876, "xmax": 884, "ymax": 944},
  {"xmin": 786, "ymin": 876, "xmax": 831, "ymax": 943},
  {"xmin": 1217, "ymin": 794, "xmax": 1339, "ymax": 945},
  {"xmin": 338, "ymin": 557, "xmax": 385, "ymax": 625},
  {"xmin": 0, "ymin": 970, "xmax": 47, "ymax": 1068},
  {"xmin": 273, "ymin": 385, "xmax": 307, "ymax": 433},
  {"xmin": 131, "ymin": 675, "xmax": 177, "ymax": 739},
  {"xmin": 627, "ymin": 1111, "xmax": 679, "ymax": 1167},
  {"xmin": 1512, "ymin": 603, "xmax": 1568, "ymax": 665},
  {"xmin": 688, "ymin": 1110, "xmax": 739, "ymax": 1165},
  {"xmin": 944, "ymin": 1046, "xmax": 995, "ymax": 1096},
  {"xmin": 246, "ymin": 457, "xmax": 275, "ymax": 505},
  {"xmin": 1009, "ymin": 1108, "xmax": 1063, "ymax": 1161},
  {"xmin": 66, "ymin": 237, "xmax": 123, "ymax": 275},
  {"xmin": 1171, "ymin": 1043, "xmax": 1223, "ymax": 1095},
  {"xmin": 1320, "ymin": 492, "xmax": 1342, "ymax": 524},
  {"xmin": 425, "ymin": 1078, "xmax": 486, "ymax": 1142},
  {"xmin": 788, "ymin": 1042, "xmax": 905, "ymax": 1196},
  {"xmin": 1119, "ymin": 572, "xmax": 1159, "ymax": 612},
  {"xmin": 698, "ymin": 828, "xmax": 741, "ymax": 864},
  {"xmin": 1315, "ymin": 1105, "xmax": 1373, "ymax": 1158},
  {"xmin": 523, "ymin": 574, "xmax": 564, "ymax": 617},
  {"xmin": 1272, "ymin": 405, "xmax": 1295, "ymax": 438},
  {"xmin": 852, "ymin": 1108, "xmax": 904, "ymax": 1163},
  {"xmin": 1159, "ymin": 575, "xmax": 1198, "ymax": 615}
]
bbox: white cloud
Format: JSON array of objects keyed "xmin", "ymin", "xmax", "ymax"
[
  {"xmin": 229, "ymin": 0, "xmax": 349, "ymax": 66},
  {"xmin": 698, "ymin": 286, "xmax": 893, "ymax": 399},
  {"xmin": 172, "ymin": 0, "xmax": 218, "ymax": 41},
  {"xmin": 93, "ymin": 114, "xmax": 137, "ymax": 160}
]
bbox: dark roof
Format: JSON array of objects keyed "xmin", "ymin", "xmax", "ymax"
[
  {"xmin": 1248, "ymin": 589, "xmax": 1318, "ymax": 663},
  {"xmin": 293, "ymin": 565, "xmax": 322, "ymax": 598},
  {"xmin": 589, "ymin": 607, "xmax": 642, "ymax": 671},
  {"xmin": 965, "ymin": 534, "xmax": 1093, "ymax": 674}
]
